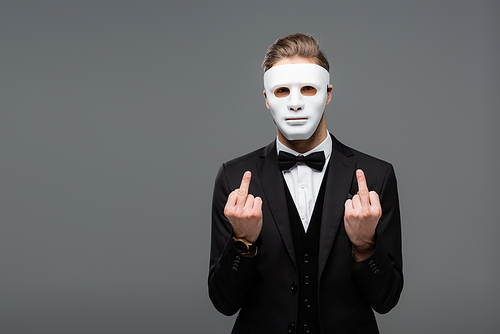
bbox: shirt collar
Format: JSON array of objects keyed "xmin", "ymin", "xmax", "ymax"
[{"xmin": 276, "ymin": 130, "xmax": 332, "ymax": 160}]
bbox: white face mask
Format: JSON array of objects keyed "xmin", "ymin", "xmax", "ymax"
[{"xmin": 264, "ymin": 63, "xmax": 330, "ymax": 141}]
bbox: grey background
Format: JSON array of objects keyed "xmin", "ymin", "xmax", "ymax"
[{"xmin": 1, "ymin": 0, "xmax": 499, "ymax": 333}]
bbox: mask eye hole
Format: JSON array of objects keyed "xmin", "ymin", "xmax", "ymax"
[
  {"xmin": 301, "ymin": 86, "xmax": 317, "ymax": 96},
  {"xmin": 274, "ymin": 87, "xmax": 290, "ymax": 98}
]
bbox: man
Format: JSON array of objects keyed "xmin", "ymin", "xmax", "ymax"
[{"xmin": 208, "ymin": 33, "xmax": 403, "ymax": 334}]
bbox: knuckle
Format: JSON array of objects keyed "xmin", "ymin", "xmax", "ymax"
[
  {"xmin": 224, "ymin": 211, "xmax": 234, "ymax": 219},
  {"xmin": 370, "ymin": 203, "xmax": 381, "ymax": 215},
  {"xmin": 355, "ymin": 212, "xmax": 364, "ymax": 219},
  {"xmin": 242, "ymin": 211, "xmax": 252, "ymax": 220},
  {"xmin": 346, "ymin": 210, "xmax": 356, "ymax": 219}
]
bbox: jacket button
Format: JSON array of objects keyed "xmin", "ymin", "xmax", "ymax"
[
  {"xmin": 303, "ymin": 324, "xmax": 311, "ymax": 333},
  {"xmin": 291, "ymin": 282, "xmax": 298, "ymax": 291},
  {"xmin": 303, "ymin": 254, "xmax": 310, "ymax": 263},
  {"xmin": 232, "ymin": 266, "xmax": 238, "ymax": 271},
  {"xmin": 287, "ymin": 323, "xmax": 296, "ymax": 333},
  {"xmin": 304, "ymin": 298, "xmax": 311, "ymax": 308},
  {"xmin": 303, "ymin": 276, "xmax": 310, "ymax": 285}
]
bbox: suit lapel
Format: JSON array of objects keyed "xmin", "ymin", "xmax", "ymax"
[
  {"xmin": 318, "ymin": 135, "xmax": 355, "ymax": 280},
  {"xmin": 257, "ymin": 140, "xmax": 297, "ymax": 268}
]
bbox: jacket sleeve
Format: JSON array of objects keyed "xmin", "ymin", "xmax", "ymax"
[
  {"xmin": 208, "ymin": 164, "xmax": 259, "ymax": 316},
  {"xmin": 352, "ymin": 163, "xmax": 403, "ymax": 314}
]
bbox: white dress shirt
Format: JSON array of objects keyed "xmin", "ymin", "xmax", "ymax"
[{"xmin": 277, "ymin": 131, "xmax": 333, "ymax": 231}]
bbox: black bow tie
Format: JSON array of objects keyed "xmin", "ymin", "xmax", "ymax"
[{"xmin": 278, "ymin": 151, "xmax": 326, "ymax": 171}]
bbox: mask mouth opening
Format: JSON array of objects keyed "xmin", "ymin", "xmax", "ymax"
[{"xmin": 284, "ymin": 118, "xmax": 308, "ymax": 125}]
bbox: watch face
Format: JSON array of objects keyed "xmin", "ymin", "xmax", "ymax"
[{"xmin": 234, "ymin": 240, "xmax": 249, "ymax": 254}]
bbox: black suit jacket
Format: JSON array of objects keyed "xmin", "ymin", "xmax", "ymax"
[{"xmin": 209, "ymin": 135, "xmax": 403, "ymax": 334}]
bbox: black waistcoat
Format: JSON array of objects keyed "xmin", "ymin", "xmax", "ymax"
[{"xmin": 284, "ymin": 166, "xmax": 329, "ymax": 333}]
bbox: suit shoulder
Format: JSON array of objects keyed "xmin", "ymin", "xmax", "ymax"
[
  {"xmin": 222, "ymin": 145, "xmax": 269, "ymax": 169},
  {"xmin": 214, "ymin": 145, "xmax": 270, "ymax": 188},
  {"xmin": 335, "ymin": 137, "xmax": 393, "ymax": 171},
  {"xmin": 351, "ymin": 147, "xmax": 392, "ymax": 168},
  {"xmin": 336, "ymin": 139, "xmax": 397, "ymax": 193}
]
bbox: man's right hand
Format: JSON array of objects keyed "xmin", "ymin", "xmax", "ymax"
[{"xmin": 224, "ymin": 171, "xmax": 263, "ymax": 243}]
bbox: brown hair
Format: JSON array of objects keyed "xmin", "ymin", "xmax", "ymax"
[{"xmin": 262, "ymin": 33, "xmax": 329, "ymax": 72}]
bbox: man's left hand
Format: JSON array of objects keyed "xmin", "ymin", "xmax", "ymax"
[{"xmin": 344, "ymin": 169, "xmax": 382, "ymax": 261}]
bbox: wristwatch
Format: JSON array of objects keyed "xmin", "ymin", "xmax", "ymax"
[{"xmin": 232, "ymin": 236, "xmax": 254, "ymax": 254}]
